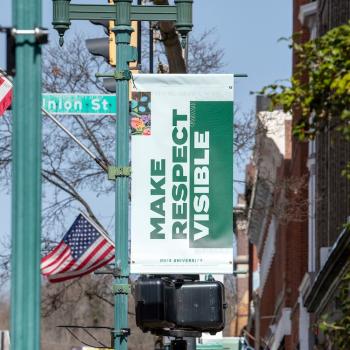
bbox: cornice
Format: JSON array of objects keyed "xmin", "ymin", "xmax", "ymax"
[{"xmin": 305, "ymin": 228, "xmax": 350, "ymax": 313}]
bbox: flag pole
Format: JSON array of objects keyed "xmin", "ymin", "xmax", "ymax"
[
  {"xmin": 11, "ymin": 0, "xmax": 42, "ymax": 348},
  {"xmin": 42, "ymin": 108, "xmax": 109, "ymax": 172},
  {"xmin": 0, "ymin": 67, "xmax": 108, "ymax": 173}
]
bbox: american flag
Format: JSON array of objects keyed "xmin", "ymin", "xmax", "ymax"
[
  {"xmin": 41, "ymin": 213, "xmax": 115, "ymax": 283},
  {"xmin": 0, "ymin": 74, "xmax": 12, "ymax": 117}
]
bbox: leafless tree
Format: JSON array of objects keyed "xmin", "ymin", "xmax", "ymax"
[
  {"xmin": 0, "ymin": 114, "xmax": 11, "ymax": 191},
  {"xmin": 187, "ymin": 29, "xmax": 225, "ymax": 73},
  {"xmin": 0, "ymin": 23, "xmax": 230, "ymax": 268},
  {"xmin": 39, "ymin": 274, "xmax": 156, "ymax": 350},
  {"xmin": 141, "ymin": 20, "xmax": 225, "ymax": 75},
  {"xmin": 0, "ymin": 26, "xmax": 236, "ymax": 347},
  {"xmin": 246, "ymin": 172, "xmax": 310, "ymax": 224},
  {"xmin": 243, "ymin": 108, "xmax": 311, "ymax": 225},
  {"xmin": 0, "ymin": 236, "xmax": 10, "ymax": 284},
  {"xmin": 234, "ymin": 110, "xmax": 258, "ymax": 160}
]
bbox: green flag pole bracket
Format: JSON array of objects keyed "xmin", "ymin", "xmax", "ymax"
[
  {"xmin": 96, "ymin": 69, "xmax": 132, "ymax": 81},
  {"xmin": 112, "ymin": 328, "xmax": 131, "ymax": 340},
  {"xmin": 113, "ymin": 283, "xmax": 131, "ymax": 294},
  {"xmin": 108, "ymin": 166, "xmax": 132, "ymax": 180},
  {"xmin": 114, "ymin": 70, "xmax": 132, "ymax": 81},
  {"xmin": 11, "ymin": 27, "xmax": 49, "ymax": 44}
]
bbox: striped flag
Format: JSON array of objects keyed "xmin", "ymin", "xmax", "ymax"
[
  {"xmin": 0, "ymin": 74, "xmax": 12, "ymax": 117},
  {"xmin": 41, "ymin": 213, "xmax": 115, "ymax": 283}
]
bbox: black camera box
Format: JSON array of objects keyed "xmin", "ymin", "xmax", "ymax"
[
  {"xmin": 135, "ymin": 276, "xmax": 175, "ymax": 331},
  {"xmin": 174, "ymin": 281, "xmax": 225, "ymax": 332},
  {"xmin": 135, "ymin": 276, "xmax": 225, "ymax": 334}
]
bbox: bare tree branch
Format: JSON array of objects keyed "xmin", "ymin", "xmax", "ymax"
[
  {"xmin": 187, "ymin": 29, "xmax": 225, "ymax": 73},
  {"xmin": 152, "ymin": 0, "xmax": 186, "ymax": 73}
]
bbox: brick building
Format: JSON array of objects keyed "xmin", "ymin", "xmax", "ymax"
[
  {"xmin": 230, "ymin": 195, "xmax": 250, "ymax": 337},
  {"xmin": 245, "ymin": 97, "xmax": 298, "ymax": 349},
  {"xmin": 300, "ymin": 0, "xmax": 350, "ymax": 349},
  {"xmin": 245, "ymin": 1, "xmax": 350, "ymax": 349}
]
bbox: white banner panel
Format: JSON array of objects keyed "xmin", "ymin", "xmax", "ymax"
[{"xmin": 130, "ymin": 74, "xmax": 233, "ymax": 274}]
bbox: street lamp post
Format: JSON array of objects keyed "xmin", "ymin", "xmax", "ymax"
[
  {"xmin": 52, "ymin": 1, "xmax": 193, "ymax": 350},
  {"xmin": 11, "ymin": 1, "xmax": 43, "ymax": 350}
]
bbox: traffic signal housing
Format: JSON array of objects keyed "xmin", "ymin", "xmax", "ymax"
[
  {"xmin": 85, "ymin": 20, "xmax": 112, "ymax": 65},
  {"xmin": 86, "ymin": 20, "xmax": 139, "ymax": 93},
  {"xmin": 135, "ymin": 275, "xmax": 226, "ymax": 336},
  {"xmin": 0, "ymin": 27, "xmax": 15, "ymax": 76}
]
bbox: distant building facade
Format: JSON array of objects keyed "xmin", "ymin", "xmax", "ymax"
[
  {"xmin": 245, "ymin": 97, "xmax": 296, "ymax": 349},
  {"xmin": 0, "ymin": 331, "xmax": 10, "ymax": 350},
  {"xmin": 301, "ymin": 1, "xmax": 350, "ymax": 349},
  {"xmin": 245, "ymin": 1, "xmax": 350, "ymax": 349},
  {"xmin": 231, "ymin": 196, "xmax": 249, "ymax": 337}
]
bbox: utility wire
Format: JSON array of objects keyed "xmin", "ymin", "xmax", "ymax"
[
  {"xmin": 59, "ymin": 326, "xmax": 112, "ymax": 349},
  {"xmin": 82, "ymin": 328, "xmax": 108, "ymax": 348}
]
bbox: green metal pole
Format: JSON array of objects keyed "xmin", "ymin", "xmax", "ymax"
[
  {"xmin": 50, "ymin": 3, "xmax": 192, "ymax": 349},
  {"xmin": 114, "ymin": 1, "xmax": 132, "ymax": 350},
  {"xmin": 11, "ymin": 0, "xmax": 42, "ymax": 349}
]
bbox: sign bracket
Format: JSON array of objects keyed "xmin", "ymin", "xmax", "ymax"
[{"xmin": 108, "ymin": 166, "xmax": 132, "ymax": 180}]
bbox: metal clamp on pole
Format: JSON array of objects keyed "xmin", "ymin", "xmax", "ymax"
[
  {"xmin": 111, "ymin": 328, "xmax": 131, "ymax": 349},
  {"xmin": 108, "ymin": 166, "xmax": 132, "ymax": 180},
  {"xmin": 113, "ymin": 328, "xmax": 131, "ymax": 338},
  {"xmin": 11, "ymin": 27, "xmax": 49, "ymax": 44},
  {"xmin": 96, "ymin": 70, "xmax": 132, "ymax": 81},
  {"xmin": 114, "ymin": 70, "xmax": 132, "ymax": 81},
  {"xmin": 113, "ymin": 284, "xmax": 131, "ymax": 295}
]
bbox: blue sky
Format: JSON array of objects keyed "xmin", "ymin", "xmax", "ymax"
[
  {"xmin": 0, "ymin": 0, "xmax": 292, "ymax": 114},
  {"xmin": 0, "ymin": 1, "xmax": 292, "ymax": 239}
]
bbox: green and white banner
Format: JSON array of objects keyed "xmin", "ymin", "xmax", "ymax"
[{"xmin": 130, "ymin": 74, "xmax": 233, "ymax": 274}]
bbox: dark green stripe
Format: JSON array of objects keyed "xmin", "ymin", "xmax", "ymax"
[{"xmin": 189, "ymin": 101, "xmax": 233, "ymax": 248}]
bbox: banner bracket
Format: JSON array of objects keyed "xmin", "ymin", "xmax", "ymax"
[
  {"xmin": 108, "ymin": 166, "xmax": 131, "ymax": 180},
  {"xmin": 96, "ymin": 69, "xmax": 132, "ymax": 81},
  {"xmin": 113, "ymin": 328, "xmax": 131, "ymax": 338},
  {"xmin": 113, "ymin": 284, "xmax": 131, "ymax": 294}
]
